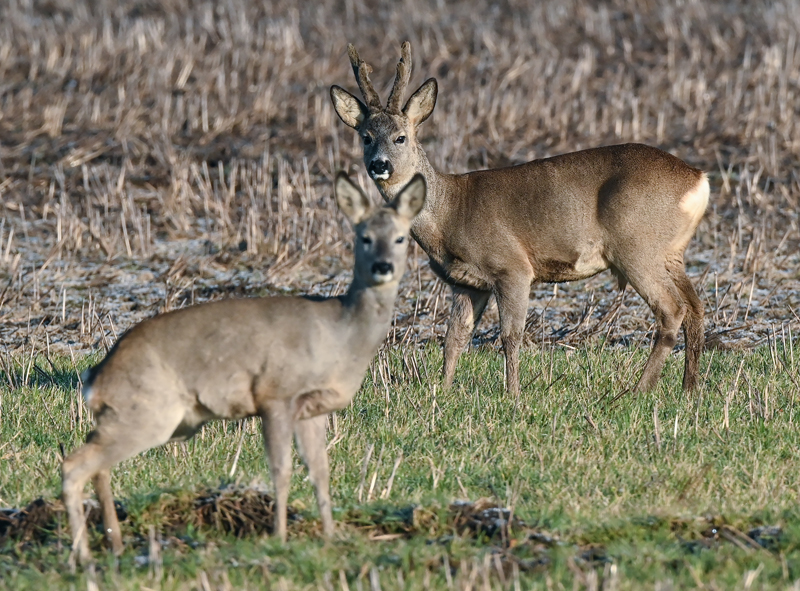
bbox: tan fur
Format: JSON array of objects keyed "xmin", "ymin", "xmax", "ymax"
[
  {"xmin": 332, "ymin": 43, "xmax": 708, "ymax": 396},
  {"xmin": 62, "ymin": 174, "xmax": 426, "ymax": 566}
]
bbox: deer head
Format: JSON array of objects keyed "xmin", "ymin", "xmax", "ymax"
[
  {"xmin": 331, "ymin": 42, "xmax": 437, "ymax": 191},
  {"xmin": 335, "ymin": 171, "xmax": 426, "ymax": 287}
]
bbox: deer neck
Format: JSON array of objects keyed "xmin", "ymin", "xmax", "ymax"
[
  {"xmin": 375, "ymin": 148, "xmax": 450, "ymax": 258},
  {"xmin": 378, "ymin": 148, "xmax": 442, "ymax": 205},
  {"xmin": 340, "ymin": 278, "xmax": 399, "ymax": 349}
]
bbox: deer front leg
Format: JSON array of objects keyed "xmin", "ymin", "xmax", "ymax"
[
  {"xmin": 494, "ymin": 275, "xmax": 532, "ymax": 397},
  {"xmin": 261, "ymin": 400, "xmax": 294, "ymax": 541},
  {"xmin": 443, "ymin": 286, "xmax": 491, "ymax": 390},
  {"xmin": 294, "ymin": 415, "xmax": 334, "ymax": 537}
]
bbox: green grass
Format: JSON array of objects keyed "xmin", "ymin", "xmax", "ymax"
[{"xmin": 2, "ymin": 343, "xmax": 800, "ymax": 589}]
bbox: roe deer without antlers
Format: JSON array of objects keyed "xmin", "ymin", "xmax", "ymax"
[
  {"xmin": 331, "ymin": 42, "xmax": 708, "ymax": 396},
  {"xmin": 62, "ymin": 173, "xmax": 426, "ymax": 565}
]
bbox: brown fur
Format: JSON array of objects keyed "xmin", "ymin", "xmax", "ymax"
[
  {"xmin": 62, "ymin": 174, "xmax": 426, "ymax": 566},
  {"xmin": 331, "ymin": 43, "xmax": 708, "ymax": 396}
]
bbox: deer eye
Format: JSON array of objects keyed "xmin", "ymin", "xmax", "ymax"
[
  {"xmin": 363, "ymin": 135, "xmax": 372, "ymax": 145},
  {"xmin": 395, "ymin": 136, "xmax": 406, "ymax": 144},
  {"xmin": 362, "ymin": 236, "xmax": 372, "ymax": 245},
  {"xmin": 395, "ymin": 236, "xmax": 405, "ymax": 244}
]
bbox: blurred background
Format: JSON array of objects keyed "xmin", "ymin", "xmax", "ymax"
[{"xmin": 0, "ymin": 0, "xmax": 798, "ymax": 356}]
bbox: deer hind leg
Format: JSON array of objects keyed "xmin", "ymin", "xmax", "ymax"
[
  {"xmin": 494, "ymin": 274, "xmax": 534, "ymax": 397},
  {"xmin": 668, "ymin": 263, "xmax": 705, "ymax": 391},
  {"xmin": 62, "ymin": 436, "xmax": 158, "ymax": 564},
  {"xmin": 63, "ymin": 402, "xmax": 186, "ymax": 565},
  {"xmin": 261, "ymin": 400, "xmax": 294, "ymax": 541},
  {"xmin": 625, "ymin": 266, "xmax": 687, "ymax": 392},
  {"xmin": 294, "ymin": 414, "xmax": 333, "ymax": 537},
  {"xmin": 443, "ymin": 287, "xmax": 491, "ymax": 390},
  {"xmin": 62, "ymin": 440, "xmax": 107, "ymax": 566},
  {"xmin": 92, "ymin": 469, "xmax": 122, "ymax": 555}
]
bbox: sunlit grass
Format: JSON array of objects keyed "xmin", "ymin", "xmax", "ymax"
[{"xmin": 2, "ymin": 344, "xmax": 800, "ymax": 589}]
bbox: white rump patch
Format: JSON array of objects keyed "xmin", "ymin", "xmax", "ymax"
[
  {"xmin": 680, "ymin": 173, "xmax": 710, "ymax": 226},
  {"xmin": 672, "ymin": 173, "xmax": 710, "ymax": 251}
]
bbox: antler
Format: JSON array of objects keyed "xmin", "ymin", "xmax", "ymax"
[
  {"xmin": 386, "ymin": 42, "xmax": 412, "ymax": 114},
  {"xmin": 347, "ymin": 44, "xmax": 382, "ymax": 112}
]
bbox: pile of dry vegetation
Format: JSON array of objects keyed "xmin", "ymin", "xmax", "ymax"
[
  {"xmin": 1, "ymin": 486, "xmax": 783, "ymax": 579},
  {"xmin": 0, "ymin": 0, "xmax": 798, "ymax": 357},
  {"xmin": 0, "ymin": 488, "xmax": 527, "ymax": 544}
]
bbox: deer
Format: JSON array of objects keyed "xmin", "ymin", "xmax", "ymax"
[
  {"xmin": 330, "ymin": 42, "xmax": 708, "ymax": 397},
  {"xmin": 61, "ymin": 172, "xmax": 426, "ymax": 566}
]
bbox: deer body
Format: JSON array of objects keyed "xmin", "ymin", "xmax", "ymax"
[
  {"xmin": 400, "ymin": 145, "xmax": 707, "ymax": 290},
  {"xmin": 332, "ymin": 43, "xmax": 708, "ymax": 396},
  {"xmin": 85, "ymin": 294, "xmax": 394, "ymax": 425},
  {"xmin": 63, "ymin": 173, "xmax": 426, "ymax": 565}
]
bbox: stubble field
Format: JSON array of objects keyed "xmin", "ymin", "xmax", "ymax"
[{"xmin": 1, "ymin": 0, "xmax": 800, "ymax": 588}]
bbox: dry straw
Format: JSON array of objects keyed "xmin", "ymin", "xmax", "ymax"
[{"xmin": 0, "ymin": 0, "xmax": 798, "ymax": 357}]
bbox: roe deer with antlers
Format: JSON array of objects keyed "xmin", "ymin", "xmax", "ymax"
[
  {"xmin": 62, "ymin": 173, "xmax": 426, "ymax": 565},
  {"xmin": 331, "ymin": 42, "xmax": 708, "ymax": 396}
]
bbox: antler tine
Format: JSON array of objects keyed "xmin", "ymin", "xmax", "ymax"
[
  {"xmin": 347, "ymin": 43, "xmax": 382, "ymax": 111},
  {"xmin": 386, "ymin": 41, "xmax": 412, "ymax": 114}
]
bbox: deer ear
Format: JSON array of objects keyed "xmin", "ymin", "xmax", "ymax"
[
  {"xmin": 392, "ymin": 174, "xmax": 426, "ymax": 220},
  {"xmin": 335, "ymin": 172, "xmax": 372, "ymax": 224},
  {"xmin": 402, "ymin": 78, "xmax": 437, "ymax": 126},
  {"xmin": 331, "ymin": 85, "xmax": 369, "ymax": 129}
]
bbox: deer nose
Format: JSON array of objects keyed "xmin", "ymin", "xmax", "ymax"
[
  {"xmin": 371, "ymin": 261, "xmax": 394, "ymax": 276},
  {"xmin": 368, "ymin": 159, "xmax": 393, "ymax": 179}
]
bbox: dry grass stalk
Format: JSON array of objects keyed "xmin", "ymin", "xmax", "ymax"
[{"xmin": 0, "ymin": 0, "xmax": 798, "ymax": 357}]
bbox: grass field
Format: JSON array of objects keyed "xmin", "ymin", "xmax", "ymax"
[
  {"xmin": 2, "ymin": 0, "xmax": 800, "ymax": 353},
  {"xmin": 2, "ymin": 346, "xmax": 800, "ymax": 589},
  {"xmin": 2, "ymin": 0, "xmax": 800, "ymax": 589},
  {"xmin": 0, "ymin": 344, "xmax": 798, "ymax": 589}
]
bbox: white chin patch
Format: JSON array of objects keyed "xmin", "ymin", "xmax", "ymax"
[
  {"xmin": 372, "ymin": 172, "xmax": 390, "ymax": 180},
  {"xmin": 372, "ymin": 272, "xmax": 394, "ymax": 283}
]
